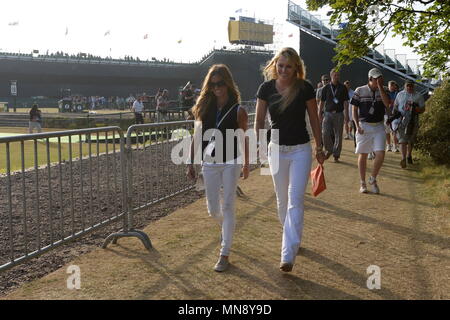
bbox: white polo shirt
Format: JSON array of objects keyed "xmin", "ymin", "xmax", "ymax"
[
  {"xmin": 394, "ymin": 90, "xmax": 425, "ymax": 115},
  {"xmin": 133, "ymin": 100, "xmax": 144, "ymax": 113}
]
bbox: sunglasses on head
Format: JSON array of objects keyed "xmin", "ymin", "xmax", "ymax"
[{"xmin": 210, "ymin": 80, "xmax": 226, "ymax": 88}]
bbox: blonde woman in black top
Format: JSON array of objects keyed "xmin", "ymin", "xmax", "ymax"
[
  {"xmin": 187, "ymin": 64, "xmax": 249, "ymax": 272},
  {"xmin": 255, "ymin": 47, "xmax": 325, "ymax": 272}
]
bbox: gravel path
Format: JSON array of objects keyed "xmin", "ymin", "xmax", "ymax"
[{"xmin": 0, "ymin": 138, "xmax": 200, "ymax": 296}]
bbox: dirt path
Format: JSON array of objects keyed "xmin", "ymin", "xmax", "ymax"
[{"xmin": 2, "ymin": 140, "xmax": 449, "ymax": 300}]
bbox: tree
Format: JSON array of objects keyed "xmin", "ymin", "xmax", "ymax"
[
  {"xmin": 305, "ymin": 0, "xmax": 450, "ymax": 79},
  {"xmin": 415, "ymin": 79, "xmax": 450, "ymax": 164}
]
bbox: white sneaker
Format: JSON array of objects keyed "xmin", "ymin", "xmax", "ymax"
[
  {"xmin": 386, "ymin": 144, "xmax": 392, "ymax": 152},
  {"xmin": 368, "ymin": 176, "xmax": 380, "ymax": 194},
  {"xmin": 394, "ymin": 146, "xmax": 400, "ymax": 153},
  {"xmin": 360, "ymin": 183, "xmax": 368, "ymax": 193},
  {"xmin": 368, "ymin": 152, "xmax": 375, "ymax": 160}
]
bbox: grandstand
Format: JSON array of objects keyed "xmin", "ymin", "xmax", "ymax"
[
  {"xmin": 287, "ymin": 0, "xmax": 436, "ymax": 94},
  {"xmin": 0, "ymin": 48, "xmax": 273, "ymax": 106},
  {"xmin": 1, "ymin": 2, "xmax": 436, "ymax": 108}
]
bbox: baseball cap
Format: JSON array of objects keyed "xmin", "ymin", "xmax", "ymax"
[{"xmin": 368, "ymin": 68, "xmax": 383, "ymax": 79}]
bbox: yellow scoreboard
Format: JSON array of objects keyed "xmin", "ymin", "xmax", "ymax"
[{"xmin": 228, "ymin": 18, "xmax": 273, "ymax": 46}]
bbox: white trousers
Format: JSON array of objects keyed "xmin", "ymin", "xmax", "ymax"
[
  {"xmin": 202, "ymin": 162, "xmax": 242, "ymax": 256},
  {"xmin": 268, "ymin": 142, "xmax": 312, "ymax": 264}
]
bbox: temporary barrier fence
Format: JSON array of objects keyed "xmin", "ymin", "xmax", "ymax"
[
  {"xmin": 0, "ymin": 127, "xmax": 127, "ymax": 272},
  {"xmin": 1, "ymin": 110, "xmax": 256, "ymax": 273},
  {"xmin": 102, "ymin": 120, "xmax": 195, "ymax": 249}
]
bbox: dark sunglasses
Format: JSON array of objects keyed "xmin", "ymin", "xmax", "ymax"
[{"xmin": 210, "ymin": 80, "xmax": 226, "ymax": 88}]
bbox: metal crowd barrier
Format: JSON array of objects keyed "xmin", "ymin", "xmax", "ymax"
[
  {"xmin": 241, "ymin": 100, "xmax": 257, "ymax": 115},
  {"xmin": 0, "ymin": 127, "xmax": 127, "ymax": 272},
  {"xmin": 103, "ymin": 121, "xmax": 195, "ymax": 248},
  {"xmin": 146, "ymin": 110, "xmax": 187, "ymax": 122},
  {"xmin": 0, "ymin": 110, "xmax": 255, "ymax": 273}
]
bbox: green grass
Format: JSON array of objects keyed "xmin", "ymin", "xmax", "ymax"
[
  {"xmin": 7, "ymin": 108, "xmax": 59, "ymax": 114},
  {"xmin": 0, "ymin": 127, "xmax": 66, "ymax": 134},
  {"xmin": 0, "ymin": 126, "xmax": 190, "ymax": 174},
  {"xmin": 7, "ymin": 108, "xmax": 131, "ymax": 114},
  {"xmin": 0, "ymin": 140, "xmax": 120, "ymax": 174},
  {"xmin": 414, "ymin": 152, "xmax": 449, "ymax": 207}
]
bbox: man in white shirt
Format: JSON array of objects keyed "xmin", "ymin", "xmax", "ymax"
[
  {"xmin": 393, "ymin": 79, "xmax": 425, "ymax": 168},
  {"xmin": 132, "ymin": 96, "xmax": 144, "ymax": 124},
  {"xmin": 350, "ymin": 68, "xmax": 390, "ymax": 194}
]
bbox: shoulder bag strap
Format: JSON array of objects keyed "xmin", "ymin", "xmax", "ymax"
[{"xmin": 216, "ymin": 103, "xmax": 239, "ymax": 128}]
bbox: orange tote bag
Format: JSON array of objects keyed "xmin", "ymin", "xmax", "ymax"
[{"xmin": 310, "ymin": 164, "xmax": 326, "ymax": 197}]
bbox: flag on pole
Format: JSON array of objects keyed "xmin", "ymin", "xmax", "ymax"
[
  {"xmin": 104, "ymin": 30, "xmax": 111, "ymax": 36},
  {"xmin": 288, "ymin": 33, "xmax": 293, "ymax": 37},
  {"xmin": 65, "ymin": 27, "xmax": 69, "ymax": 36},
  {"xmin": 143, "ymin": 33, "xmax": 148, "ymax": 40},
  {"xmin": 235, "ymin": 8, "xmax": 242, "ymax": 13},
  {"xmin": 177, "ymin": 39, "xmax": 182, "ymax": 44},
  {"xmin": 8, "ymin": 21, "xmax": 19, "ymax": 26}
]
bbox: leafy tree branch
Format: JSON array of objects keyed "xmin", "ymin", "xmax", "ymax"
[{"xmin": 305, "ymin": 0, "xmax": 450, "ymax": 78}]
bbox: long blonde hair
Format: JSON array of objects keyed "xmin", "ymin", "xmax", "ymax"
[
  {"xmin": 263, "ymin": 47, "xmax": 306, "ymax": 113},
  {"xmin": 192, "ymin": 64, "xmax": 241, "ymax": 121}
]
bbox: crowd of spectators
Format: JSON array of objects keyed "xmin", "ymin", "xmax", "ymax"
[
  {"xmin": 0, "ymin": 51, "xmax": 33, "ymax": 57},
  {"xmin": 60, "ymin": 94, "xmax": 142, "ymax": 110},
  {"xmin": 0, "ymin": 50, "xmax": 184, "ymax": 65},
  {"xmin": 0, "ymin": 47, "xmax": 272, "ymax": 66},
  {"xmin": 47, "ymin": 51, "xmax": 103, "ymax": 60},
  {"xmin": 59, "ymin": 91, "xmax": 183, "ymax": 111},
  {"xmin": 196, "ymin": 46, "xmax": 272, "ymax": 63}
]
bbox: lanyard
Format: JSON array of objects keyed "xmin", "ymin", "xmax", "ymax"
[
  {"xmin": 215, "ymin": 109, "xmax": 222, "ymax": 128},
  {"xmin": 215, "ymin": 103, "xmax": 238, "ymax": 129},
  {"xmin": 330, "ymin": 84, "xmax": 337, "ymax": 98}
]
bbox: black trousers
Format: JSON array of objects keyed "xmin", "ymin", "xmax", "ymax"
[{"xmin": 135, "ymin": 112, "xmax": 144, "ymax": 124}]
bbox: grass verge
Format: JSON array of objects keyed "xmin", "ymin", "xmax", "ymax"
[{"xmin": 414, "ymin": 152, "xmax": 449, "ymax": 207}]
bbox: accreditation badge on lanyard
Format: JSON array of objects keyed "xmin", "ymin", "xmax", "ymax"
[
  {"xmin": 330, "ymin": 84, "xmax": 339, "ymax": 105},
  {"xmin": 369, "ymin": 90, "xmax": 376, "ymax": 115}
]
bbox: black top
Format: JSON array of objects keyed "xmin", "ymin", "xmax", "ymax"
[
  {"xmin": 29, "ymin": 109, "xmax": 41, "ymax": 121},
  {"xmin": 201, "ymin": 99, "xmax": 240, "ymax": 163},
  {"xmin": 320, "ymin": 82, "xmax": 349, "ymax": 112},
  {"xmin": 256, "ymin": 79, "xmax": 314, "ymax": 146}
]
